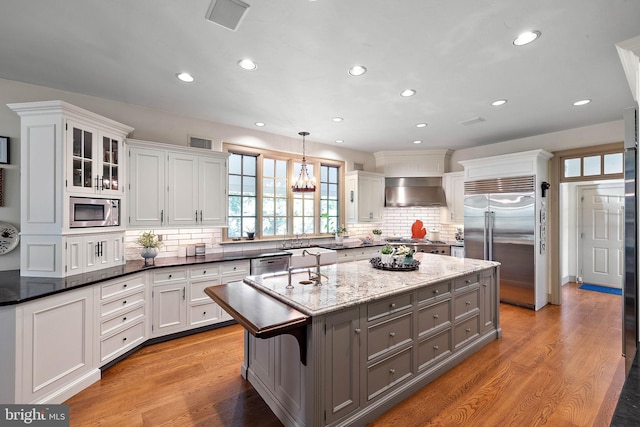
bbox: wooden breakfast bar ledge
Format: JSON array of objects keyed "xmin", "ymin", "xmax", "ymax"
[{"xmin": 205, "ymin": 254, "xmax": 501, "ymax": 427}]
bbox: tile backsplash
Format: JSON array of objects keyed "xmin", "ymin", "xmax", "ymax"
[{"xmin": 125, "ymin": 207, "xmax": 463, "ymax": 260}]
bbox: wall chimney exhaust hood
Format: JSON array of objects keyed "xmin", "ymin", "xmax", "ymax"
[{"xmin": 385, "ymin": 177, "xmax": 447, "ymax": 207}]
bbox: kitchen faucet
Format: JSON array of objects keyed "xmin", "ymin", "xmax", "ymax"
[{"xmin": 302, "ymin": 249, "xmax": 328, "ymax": 285}]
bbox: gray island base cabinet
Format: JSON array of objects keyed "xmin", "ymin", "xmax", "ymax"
[{"xmin": 236, "ymin": 255, "xmax": 500, "ymax": 427}]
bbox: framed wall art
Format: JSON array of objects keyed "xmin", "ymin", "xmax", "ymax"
[{"xmin": 0, "ymin": 136, "xmax": 8, "ymax": 164}]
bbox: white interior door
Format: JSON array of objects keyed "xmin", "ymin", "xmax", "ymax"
[{"xmin": 579, "ymin": 185, "xmax": 624, "ymax": 288}]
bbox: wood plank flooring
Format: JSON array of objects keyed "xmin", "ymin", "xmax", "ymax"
[{"xmin": 66, "ymin": 283, "xmax": 625, "ymax": 426}]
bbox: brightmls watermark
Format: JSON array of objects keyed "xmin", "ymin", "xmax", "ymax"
[{"xmin": 1, "ymin": 405, "xmax": 68, "ymax": 426}]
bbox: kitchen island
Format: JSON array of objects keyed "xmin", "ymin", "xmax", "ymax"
[{"xmin": 206, "ymin": 254, "xmax": 500, "ymax": 427}]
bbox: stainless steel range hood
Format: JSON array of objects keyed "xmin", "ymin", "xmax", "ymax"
[{"xmin": 385, "ymin": 177, "xmax": 447, "ymax": 207}]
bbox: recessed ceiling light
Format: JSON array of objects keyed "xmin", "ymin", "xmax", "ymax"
[
  {"xmin": 255, "ymin": 122, "xmax": 265, "ymax": 127},
  {"xmin": 491, "ymin": 99, "xmax": 507, "ymax": 106},
  {"xmin": 238, "ymin": 59, "xmax": 257, "ymax": 70},
  {"xmin": 332, "ymin": 117, "xmax": 343, "ymax": 122},
  {"xmin": 513, "ymin": 30, "xmax": 541, "ymax": 46},
  {"xmin": 335, "ymin": 139, "xmax": 344, "ymax": 143},
  {"xmin": 401, "ymin": 89, "xmax": 416, "ymax": 97},
  {"xmin": 348, "ymin": 65, "xmax": 367, "ymax": 76},
  {"xmin": 573, "ymin": 99, "xmax": 591, "ymax": 106},
  {"xmin": 413, "ymin": 140, "xmax": 422, "ymax": 144},
  {"xmin": 176, "ymin": 72, "xmax": 194, "ymax": 83},
  {"xmin": 416, "ymin": 123, "xmax": 427, "ymax": 128}
]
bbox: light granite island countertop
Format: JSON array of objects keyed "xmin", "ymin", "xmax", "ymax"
[
  {"xmin": 243, "ymin": 254, "xmax": 500, "ymax": 316},
  {"xmin": 211, "ymin": 253, "xmax": 501, "ymax": 427}
]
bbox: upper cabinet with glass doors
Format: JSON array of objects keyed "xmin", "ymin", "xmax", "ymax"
[{"xmin": 67, "ymin": 119, "xmax": 125, "ymax": 196}]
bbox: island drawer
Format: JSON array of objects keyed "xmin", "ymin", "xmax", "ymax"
[
  {"xmin": 367, "ymin": 346, "xmax": 413, "ymax": 401},
  {"xmin": 454, "ymin": 273, "xmax": 480, "ymax": 291},
  {"xmin": 417, "ymin": 328, "xmax": 452, "ymax": 371},
  {"xmin": 100, "ymin": 276, "xmax": 145, "ymax": 300},
  {"xmin": 417, "ymin": 281, "xmax": 451, "ymax": 305},
  {"xmin": 454, "ymin": 288, "xmax": 480, "ymax": 319},
  {"xmin": 100, "ymin": 320, "xmax": 145, "ymax": 363},
  {"xmin": 190, "ymin": 277, "xmax": 221, "ymax": 302},
  {"xmin": 417, "ymin": 300, "xmax": 451, "ymax": 337},
  {"xmin": 100, "ymin": 304, "xmax": 145, "ymax": 336},
  {"xmin": 367, "ymin": 312, "xmax": 413, "ymax": 360},
  {"xmin": 152, "ymin": 267, "xmax": 187, "ymax": 284},
  {"xmin": 368, "ymin": 293, "xmax": 412, "ymax": 322},
  {"xmin": 100, "ymin": 290, "xmax": 145, "ymax": 318},
  {"xmin": 454, "ymin": 315, "xmax": 480, "ymax": 350},
  {"xmin": 220, "ymin": 260, "xmax": 249, "ymax": 276},
  {"xmin": 189, "ymin": 264, "xmax": 220, "ymax": 279}
]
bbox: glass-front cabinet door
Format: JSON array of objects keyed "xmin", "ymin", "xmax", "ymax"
[{"xmin": 66, "ymin": 120, "xmax": 124, "ymax": 196}]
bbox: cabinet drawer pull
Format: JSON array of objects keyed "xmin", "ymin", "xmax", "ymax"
[
  {"xmin": 465, "ymin": 279, "xmax": 471, "ymax": 284},
  {"xmin": 466, "ymin": 301, "xmax": 471, "ymax": 306},
  {"xmin": 355, "ymin": 328, "xmax": 361, "ymax": 334},
  {"xmin": 433, "ymin": 345, "xmax": 439, "ymax": 350},
  {"xmin": 123, "ymin": 337, "xmax": 127, "ymax": 342},
  {"xmin": 389, "ymin": 368, "xmax": 395, "ymax": 374},
  {"xmin": 389, "ymin": 332, "xmax": 396, "ymax": 337},
  {"xmin": 433, "ymin": 314, "xmax": 439, "ymax": 319},
  {"xmin": 465, "ymin": 328, "xmax": 471, "ymax": 333}
]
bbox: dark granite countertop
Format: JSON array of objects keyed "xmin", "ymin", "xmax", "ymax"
[{"xmin": 0, "ymin": 249, "xmax": 290, "ymax": 306}]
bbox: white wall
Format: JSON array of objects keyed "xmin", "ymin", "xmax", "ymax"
[{"xmin": 449, "ymin": 120, "xmax": 625, "ymax": 172}]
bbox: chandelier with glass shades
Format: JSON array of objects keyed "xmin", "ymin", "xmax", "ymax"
[{"xmin": 291, "ymin": 131, "xmax": 316, "ymax": 193}]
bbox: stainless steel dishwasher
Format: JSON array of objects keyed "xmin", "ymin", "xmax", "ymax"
[{"xmin": 250, "ymin": 255, "xmax": 290, "ymax": 275}]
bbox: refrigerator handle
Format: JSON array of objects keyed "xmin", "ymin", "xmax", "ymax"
[
  {"xmin": 484, "ymin": 211, "xmax": 489, "ymax": 260},
  {"xmin": 488, "ymin": 211, "xmax": 495, "ymax": 260}
]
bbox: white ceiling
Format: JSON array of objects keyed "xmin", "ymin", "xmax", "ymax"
[{"xmin": 0, "ymin": 0, "xmax": 638, "ymax": 152}]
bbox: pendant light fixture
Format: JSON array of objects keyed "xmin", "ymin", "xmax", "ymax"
[{"xmin": 291, "ymin": 131, "xmax": 316, "ymax": 193}]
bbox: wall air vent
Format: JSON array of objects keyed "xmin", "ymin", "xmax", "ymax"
[
  {"xmin": 206, "ymin": 0, "xmax": 250, "ymax": 31},
  {"xmin": 353, "ymin": 162, "xmax": 364, "ymax": 171},
  {"xmin": 459, "ymin": 116, "xmax": 486, "ymax": 126},
  {"xmin": 189, "ymin": 136, "xmax": 212, "ymax": 150}
]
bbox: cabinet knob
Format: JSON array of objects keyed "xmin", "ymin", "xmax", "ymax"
[
  {"xmin": 169, "ymin": 274, "xmax": 172, "ymax": 278},
  {"xmin": 433, "ymin": 289, "xmax": 439, "ymax": 294},
  {"xmin": 390, "ymin": 303, "xmax": 396, "ymax": 308},
  {"xmin": 123, "ymin": 337, "xmax": 127, "ymax": 342},
  {"xmin": 354, "ymin": 328, "xmax": 361, "ymax": 334},
  {"xmin": 203, "ymin": 311, "xmax": 207, "ymax": 316},
  {"xmin": 123, "ymin": 317, "xmax": 127, "ymax": 321},
  {"xmin": 433, "ymin": 314, "xmax": 439, "ymax": 319},
  {"xmin": 389, "ymin": 332, "xmax": 396, "ymax": 337},
  {"xmin": 433, "ymin": 345, "xmax": 439, "ymax": 350},
  {"xmin": 233, "ymin": 267, "xmax": 237, "ymax": 270},
  {"xmin": 389, "ymin": 368, "xmax": 395, "ymax": 374},
  {"xmin": 466, "ymin": 301, "xmax": 471, "ymax": 306},
  {"xmin": 203, "ymin": 270, "xmax": 207, "ymax": 274},
  {"xmin": 123, "ymin": 284, "xmax": 127, "ymax": 288},
  {"xmin": 123, "ymin": 300, "xmax": 127, "ymax": 305},
  {"xmin": 465, "ymin": 328, "xmax": 471, "ymax": 333},
  {"xmin": 465, "ymin": 279, "xmax": 471, "ymax": 284}
]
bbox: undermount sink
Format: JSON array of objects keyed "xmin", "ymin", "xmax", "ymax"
[{"xmin": 287, "ymin": 248, "xmax": 338, "ymax": 268}]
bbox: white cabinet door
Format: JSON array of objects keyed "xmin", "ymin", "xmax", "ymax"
[
  {"xmin": 441, "ymin": 172, "xmax": 465, "ymax": 224},
  {"xmin": 128, "ymin": 146, "xmax": 166, "ymax": 227},
  {"xmin": 199, "ymin": 155, "xmax": 228, "ymax": 226},
  {"xmin": 67, "ymin": 120, "xmax": 98, "ymax": 195},
  {"xmin": 97, "ymin": 131, "xmax": 124, "ymax": 196},
  {"xmin": 168, "ymin": 152, "xmax": 199, "ymax": 226},
  {"xmin": 346, "ymin": 171, "xmax": 385, "ymax": 224},
  {"xmin": 66, "ymin": 233, "xmax": 125, "ymax": 275},
  {"xmin": 152, "ymin": 283, "xmax": 187, "ymax": 336}
]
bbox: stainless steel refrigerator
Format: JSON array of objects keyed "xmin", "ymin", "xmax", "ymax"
[
  {"xmin": 464, "ymin": 176, "xmax": 536, "ymax": 309},
  {"xmin": 623, "ymin": 105, "xmax": 637, "ymax": 375}
]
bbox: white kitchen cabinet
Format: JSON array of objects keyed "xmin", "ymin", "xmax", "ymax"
[
  {"xmin": 440, "ymin": 171, "xmax": 465, "ymax": 224},
  {"xmin": 127, "ymin": 139, "xmax": 229, "ymax": 228},
  {"xmin": 66, "ymin": 232, "xmax": 125, "ymax": 276},
  {"xmin": 336, "ymin": 246, "xmax": 381, "ymax": 263},
  {"xmin": 151, "ymin": 267, "xmax": 188, "ymax": 337},
  {"xmin": 346, "ymin": 171, "xmax": 385, "ymax": 224},
  {"xmin": 15, "ymin": 287, "xmax": 99, "ymax": 403},
  {"xmin": 67, "ymin": 120, "xmax": 125, "ymax": 197},
  {"xmin": 8, "ymin": 101, "xmax": 133, "ymax": 277}
]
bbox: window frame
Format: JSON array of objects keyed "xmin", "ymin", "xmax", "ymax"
[
  {"xmin": 559, "ymin": 144, "xmax": 624, "ymax": 183},
  {"xmin": 223, "ymin": 143, "xmax": 345, "ymax": 242}
]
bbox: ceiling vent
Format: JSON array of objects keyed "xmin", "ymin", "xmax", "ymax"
[
  {"xmin": 206, "ymin": 0, "xmax": 250, "ymax": 31},
  {"xmin": 189, "ymin": 136, "xmax": 213, "ymax": 150},
  {"xmin": 459, "ymin": 116, "xmax": 486, "ymax": 126}
]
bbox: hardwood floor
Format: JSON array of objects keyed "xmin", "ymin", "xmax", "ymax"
[{"xmin": 66, "ymin": 283, "xmax": 625, "ymax": 426}]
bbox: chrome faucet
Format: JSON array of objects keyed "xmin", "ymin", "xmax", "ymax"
[{"xmin": 302, "ymin": 249, "xmax": 329, "ymax": 285}]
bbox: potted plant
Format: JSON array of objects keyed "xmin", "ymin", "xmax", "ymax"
[
  {"xmin": 403, "ymin": 249, "xmax": 415, "ymax": 265},
  {"xmin": 372, "ymin": 229, "xmax": 382, "ymax": 242},
  {"xmin": 335, "ymin": 225, "xmax": 347, "ymax": 245},
  {"xmin": 380, "ymin": 244, "xmax": 394, "ymax": 265},
  {"xmin": 137, "ymin": 231, "xmax": 161, "ymax": 266}
]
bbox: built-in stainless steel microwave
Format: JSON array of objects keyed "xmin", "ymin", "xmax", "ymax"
[{"xmin": 69, "ymin": 197, "xmax": 120, "ymax": 228}]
